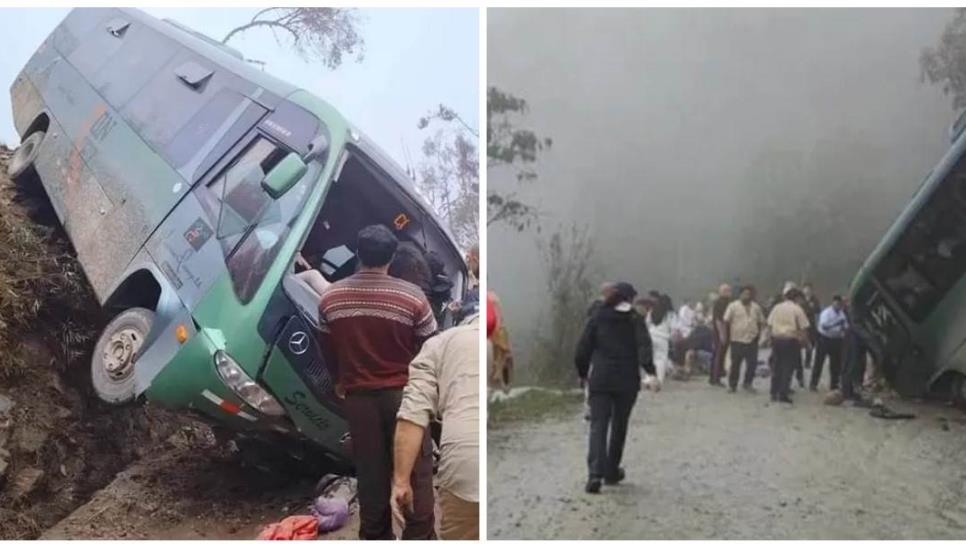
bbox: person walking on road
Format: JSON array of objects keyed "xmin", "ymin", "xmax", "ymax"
[
  {"xmin": 810, "ymin": 295, "xmax": 849, "ymax": 392},
  {"xmin": 318, "ymin": 224, "xmax": 438, "ymax": 540},
  {"xmin": 723, "ymin": 285, "xmax": 767, "ymax": 393},
  {"xmin": 710, "ymin": 283, "xmax": 733, "ymax": 387},
  {"xmin": 766, "ymin": 284, "xmax": 811, "ymax": 404},
  {"xmin": 575, "ymin": 282, "xmax": 657, "ymax": 494}
]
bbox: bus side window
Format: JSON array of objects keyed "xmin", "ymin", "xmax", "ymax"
[{"xmin": 206, "ymin": 137, "xmax": 285, "ymax": 241}]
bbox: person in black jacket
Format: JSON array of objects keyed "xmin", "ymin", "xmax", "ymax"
[{"xmin": 575, "ymin": 282, "xmax": 656, "ymax": 494}]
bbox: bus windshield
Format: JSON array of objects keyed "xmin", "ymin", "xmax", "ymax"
[{"xmin": 874, "ymin": 153, "xmax": 966, "ymax": 321}]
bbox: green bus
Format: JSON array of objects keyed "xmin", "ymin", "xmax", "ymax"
[
  {"xmin": 7, "ymin": 8, "xmax": 467, "ymax": 467},
  {"xmin": 849, "ymin": 111, "xmax": 966, "ymax": 403}
]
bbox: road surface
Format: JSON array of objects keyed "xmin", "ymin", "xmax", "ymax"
[{"xmin": 488, "ymin": 380, "xmax": 966, "ymax": 539}]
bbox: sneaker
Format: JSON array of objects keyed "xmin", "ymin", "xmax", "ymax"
[
  {"xmin": 585, "ymin": 478, "xmax": 602, "ymax": 494},
  {"xmin": 604, "ymin": 467, "xmax": 625, "ymax": 485},
  {"xmin": 778, "ymin": 396, "xmax": 793, "ymax": 404}
]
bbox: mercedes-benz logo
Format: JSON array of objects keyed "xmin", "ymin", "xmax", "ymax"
[{"xmin": 288, "ymin": 331, "xmax": 309, "ymax": 355}]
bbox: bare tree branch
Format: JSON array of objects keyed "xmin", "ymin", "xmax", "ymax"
[{"xmin": 222, "ymin": 7, "xmax": 366, "ymax": 70}]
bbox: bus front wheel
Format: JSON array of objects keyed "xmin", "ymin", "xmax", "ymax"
[{"xmin": 91, "ymin": 307, "xmax": 154, "ymax": 405}]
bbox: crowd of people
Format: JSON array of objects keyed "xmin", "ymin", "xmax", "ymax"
[
  {"xmin": 303, "ymin": 224, "xmax": 480, "ymax": 539},
  {"xmin": 574, "ymin": 278, "xmax": 878, "ymax": 494}
]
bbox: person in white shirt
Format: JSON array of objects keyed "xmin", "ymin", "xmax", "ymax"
[
  {"xmin": 810, "ymin": 295, "xmax": 849, "ymax": 391},
  {"xmin": 646, "ymin": 294, "xmax": 674, "ymax": 386},
  {"xmin": 677, "ymin": 301, "xmax": 696, "ymax": 339},
  {"xmin": 722, "ymin": 285, "xmax": 767, "ymax": 393}
]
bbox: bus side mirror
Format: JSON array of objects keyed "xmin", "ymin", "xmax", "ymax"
[{"xmin": 262, "ymin": 152, "xmax": 307, "ymax": 199}]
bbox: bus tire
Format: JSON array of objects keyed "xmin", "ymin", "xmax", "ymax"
[
  {"xmin": 91, "ymin": 308, "xmax": 154, "ymax": 405},
  {"xmin": 7, "ymin": 130, "xmax": 45, "ymax": 180}
]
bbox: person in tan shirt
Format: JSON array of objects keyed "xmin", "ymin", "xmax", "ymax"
[
  {"xmin": 766, "ymin": 285, "xmax": 811, "ymax": 404},
  {"xmin": 722, "ymin": 285, "xmax": 767, "ymax": 393},
  {"xmin": 392, "ymin": 314, "xmax": 479, "ymax": 540}
]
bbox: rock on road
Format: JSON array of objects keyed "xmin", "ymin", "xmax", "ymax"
[{"xmin": 487, "ymin": 380, "xmax": 966, "ymax": 539}]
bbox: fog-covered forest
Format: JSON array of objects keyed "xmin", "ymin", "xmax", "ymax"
[{"xmin": 488, "ymin": 9, "xmax": 957, "ymax": 382}]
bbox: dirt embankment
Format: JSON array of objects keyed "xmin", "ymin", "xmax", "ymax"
[
  {"xmin": 0, "ymin": 146, "xmax": 347, "ymax": 539},
  {"xmin": 0, "ymin": 144, "xmax": 183, "ymax": 538}
]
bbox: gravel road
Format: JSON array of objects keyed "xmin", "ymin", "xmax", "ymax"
[{"xmin": 488, "ymin": 380, "xmax": 966, "ymax": 539}]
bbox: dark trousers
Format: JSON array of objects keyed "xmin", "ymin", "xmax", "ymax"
[
  {"xmin": 345, "ymin": 389, "xmax": 435, "ymax": 540},
  {"xmin": 728, "ymin": 341, "xmax": 758, "ymax": 389},
  {"xmin": 587, "ymin": 390, "xmax": 638, "ymax": 480},
  {"xmin": 842, "ymin": 334, "xmax": 869, "ymax": 400},
  {"xmin": 771, "ymin": 338, "xmax": 801, "ymax": 400},
  {"xmin": 810, "ymin": 336, "xmax": 844, "ymax": 390},
  {"xmin": 710, "ymin": 330, "xmax": 727, "ymax": 384}
]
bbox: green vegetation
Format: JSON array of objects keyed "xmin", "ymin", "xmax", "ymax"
[{"xmin": 488, "ymin": 387, "xmax": 582, "ymax": 428}]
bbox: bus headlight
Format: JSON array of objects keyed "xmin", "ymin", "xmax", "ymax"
[{"xmin": 213, "ymin": 350, "xmax": 285, "ymax": 417}]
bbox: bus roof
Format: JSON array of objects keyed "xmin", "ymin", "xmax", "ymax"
[
  {"xmin": 119, "ymin": 8, "xmax": 297, "ymax": 100},
  {"xmin": 114, "ymin": 8, "xmax": 354, "ymax": 135}
]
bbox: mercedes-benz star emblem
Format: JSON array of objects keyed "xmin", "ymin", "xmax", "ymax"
[{"xmin": 289, "ymin": 331, "xmax": 309, "ymax": 355}]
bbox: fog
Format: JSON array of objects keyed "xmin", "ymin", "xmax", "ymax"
[{"xmin": 488, "ymin": 8, "xmax": 955, "ymax": 372}]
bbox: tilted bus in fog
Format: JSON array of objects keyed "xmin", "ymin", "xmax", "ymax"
[
  {"xmin": 7, "ymin": 7, "xmax": 465, "ymax": 467},
  {"xmin": 850, "ymin": 111, "xmax": 966, "ymax": 403}
]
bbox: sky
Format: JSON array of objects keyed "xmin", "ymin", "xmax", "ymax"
[
  {"xmin": 0, "ymin": 7, "xmax": 479, "ymax": 169},
  {"xmin": 488, "ymin": 8, "xmax": 957, "ymax": 373}
]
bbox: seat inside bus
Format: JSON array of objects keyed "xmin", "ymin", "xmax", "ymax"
[{"xmin": 283, "ymin": 152, "xmax": 435, "ymax": 327}]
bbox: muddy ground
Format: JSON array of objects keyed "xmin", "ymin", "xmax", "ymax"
[
  {"xmin": 488, "ymin": 379, "xmax": 966, "ymax": 539},
  {"xmin": 0, "ymin": 145, "xmax": 359, "ymax": 539},
  {"xmin": 40, "ymin": 440, "xmax": 360, "ymax": 540}
]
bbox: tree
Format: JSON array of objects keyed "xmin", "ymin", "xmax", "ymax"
[
  {"xmin": 487, "ymin": 87, "xmax": 552, "ymax": 231},
  {"xmin": 528, "ymin": 222, "xmax": 598, "ymax": 385},
  {"xmin": 222, "ymin": 8, "xmax": 365, "ymax": 70},
  {"xmin": 921, "ymin": 8, "xmax": 966, "ymax": 109},
  {"xmin": 414, "ymin": 106, "xmax": 479, "ymax": 249}
]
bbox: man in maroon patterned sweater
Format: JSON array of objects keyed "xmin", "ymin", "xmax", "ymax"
[{"xmin": 318, "ymin": 224, "xmax": 437, "ymax": 540}]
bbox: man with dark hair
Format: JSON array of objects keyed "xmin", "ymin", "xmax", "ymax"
[
  {"xmin": 722, "ymin": 285, "xmax": 767, "ymax": 393},
  {"xmin": 810, "ymin": 295, "xmax": 849, "ymax": 392},
  {"xmin": 357, "ymin": 223, "xmax": 399, "ymax": 266},
  {"xmin": 318, "ymin": 224, "xmax": 438, "ymax": 540}
]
